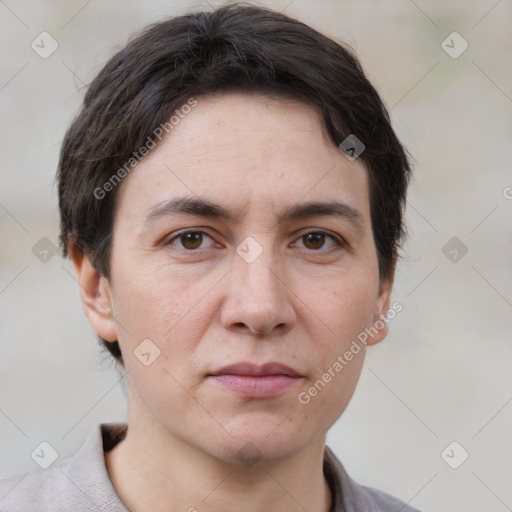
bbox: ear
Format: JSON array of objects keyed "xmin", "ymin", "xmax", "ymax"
[
  {"xmin": 366, "ymin": 256, "xmax": 396, "ymax": 347},
  {"xmin": 68, "ymin": 242, "xmax": 118, "ymax": 342}
]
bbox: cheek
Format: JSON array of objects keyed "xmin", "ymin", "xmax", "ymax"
[
  {"xmin": 110, "ymin": 254, "xmax": 196, "ymax": 337},
  {"xmin": 294, "ymin": 266, "xmax": 377, "ymax": 413},
  {"xmin": 113, "ymin": 266, "xmax": 209, "ymax": 427},
  {"xmin": 307, "ymin": 267, "xmax": 378, "ymax": 349},
  {"xmin": 109, "ymin": 256, "xmax": 223, "ymax": 382},
  {"xmin": 293, "ymin": 330, "xmax": 366, "ymax": 438}
]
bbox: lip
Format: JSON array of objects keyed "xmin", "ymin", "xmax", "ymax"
[
  {"xmin": 210, "ymin": 362, "xmax": 302, "ymax": 377},
  {"xmin": 208, "ymin": 362, "xmax": 303, "ymax": 398}
]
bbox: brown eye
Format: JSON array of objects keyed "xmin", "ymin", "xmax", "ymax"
[
  {"xmin": 180, "ymin": 232, "xmax": 203, "ymax": 250},
  {"xmin": 296, "ymin": 231, "xmax": 342, "ymax": 251},
  {"xmin": 303, "ymin": 232, "xmax": 326, "ymax": 250},
  {"xmin": 169, "ymin": 231, "xmax": 215, "ymax": 251}
]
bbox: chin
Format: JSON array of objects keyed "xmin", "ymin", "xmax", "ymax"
[{"xmin": 211, "ymin": 417, "xmax": 311, "ymax": 465}]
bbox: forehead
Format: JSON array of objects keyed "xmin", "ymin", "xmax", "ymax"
[{"xmin": 115, "ymin": 92, "xmax": 371, "ymax": 223}]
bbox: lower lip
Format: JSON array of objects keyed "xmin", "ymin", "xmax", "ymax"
[{"xmin": 209, "ymin": 374, "xmax": 301, "ymax": 398}]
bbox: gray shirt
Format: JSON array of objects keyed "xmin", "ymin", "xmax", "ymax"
[{"xmin": 0, "ymin": 423, "xmax": 420, "ymax": 512}]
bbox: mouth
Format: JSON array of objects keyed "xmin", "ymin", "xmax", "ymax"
[{"xmin": 207, "ymin": 362, "xmax": 303, "ymax": 398}]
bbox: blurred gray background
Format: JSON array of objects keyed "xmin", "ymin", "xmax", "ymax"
[{"xmin": 1, "ymin": 1, "xmax": 511, "ymax": 511}]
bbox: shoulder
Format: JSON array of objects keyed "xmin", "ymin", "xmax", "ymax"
[
  {"xmin": 324, "ymin": 445, "xmax": 421, "ymax": 512},
  {"xmin": 351, "ymin": 483, "xmax": 421, "ymax": 512},
  {"xmin": 0, "ymin": 423, "xmax": 128, "ymax": 512},
  {"xmin": 0, "ymin": 457, "xmax": 75, "ymax": 512}
]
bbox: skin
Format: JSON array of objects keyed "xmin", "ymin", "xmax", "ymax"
[{"xmin": 70, "ymin": 92, "xmax": 394, "ymax": 512}]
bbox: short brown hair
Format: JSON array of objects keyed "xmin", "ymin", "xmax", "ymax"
[{"xmin": 57, "ymin": 2, "xmax": 412, "ymax": 365}]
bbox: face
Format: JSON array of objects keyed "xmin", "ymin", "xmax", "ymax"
[{"xmin": 78, "ymin": 93, "xmax": 393, "ymax": 464}]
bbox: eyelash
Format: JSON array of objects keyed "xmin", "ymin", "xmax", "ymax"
[{"xmin": 166, "ymin": 229, "xmax": 345, "ymax": 252}]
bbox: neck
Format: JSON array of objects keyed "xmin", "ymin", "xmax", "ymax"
[{"xmin": 105, "ymin": 414, "xmax": 332, "ymax": 512}]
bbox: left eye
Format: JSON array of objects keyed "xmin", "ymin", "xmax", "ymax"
[
  {"xmin": 169, "ymin": 231, "xmax": 216, "ymax": 251},
  {"xmin": 295, "ymin": 231, "xmax": 342, "ymax": 251}
]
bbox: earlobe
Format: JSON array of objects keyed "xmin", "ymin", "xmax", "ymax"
[{"xmin": 68, "ymin": 242, "xmax": 118, "ymax": 342}]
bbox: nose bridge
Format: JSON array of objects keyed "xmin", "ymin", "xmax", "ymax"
[
  {"xmin": 222, "ymin": 234, "xmax": 295, "ymax": 334},
  {"xmin": 234, "ymin": 236, "xmax": 282, "ymax": 301}
]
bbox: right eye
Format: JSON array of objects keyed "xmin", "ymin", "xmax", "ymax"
[{"xmin": 166, "ymin": 230, "xmax": 217, "ymax": 251}]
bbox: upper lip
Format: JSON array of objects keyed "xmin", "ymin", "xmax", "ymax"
[{"xmin": 209, "ymin": 362, "xmax": 302, "ymax": 377}]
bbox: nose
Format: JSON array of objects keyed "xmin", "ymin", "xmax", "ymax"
[{"xmin": 220, "ymin": 248, "xmax": 296, "ymax": 337}]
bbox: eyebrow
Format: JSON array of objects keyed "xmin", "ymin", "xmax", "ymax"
[{"xmin": 144, "ymin": 197, "xmax": 365, "ymax": 233}]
